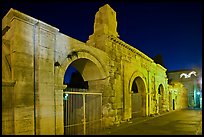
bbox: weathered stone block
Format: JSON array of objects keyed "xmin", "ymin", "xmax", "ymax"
[
  {"xmin": 13, "ymin": 19, "xmax": 34, "ymax": 41},
  {"xmin": 55, "ymin": 33, "xmax": 70, "ymax": 52},
  {"xmin": 38, "ymin": 45, "xmax": 54, "ymax": 60},
  {"xmin": 15, "ymin": 92, "xmax": 34, "ymax": 107},
  {"xmin": 2, "ymin": 120, "xmax": 14, "ymax": 135},
  {"xmin": 12, "ymin": 52, "xmax": 33, "ymax": 68},
  {"xmin": 54, "ymin": 50, "xmax": 68, "ymax": 65},
  {"xmin": 12, "ymin": 37, "xmax": 34, "ymax": 56},
  {"xmin": 37, "ymin": 105, "xmax": 55, "ymax": 118},
  {"xmin": 55, "ymin": 91, "xmax": 63, "ymax": 106},
  {"xmin": 36, "ymin": 69, "xmax": 54, "ymax": 84},
  {"xmin": 37, "ymin": 83, "xmax": 54, "ymax": 95},
  {"xmin": 14, "ymin": 106, "xmax": 34, "ymax": 134},
  {"xmin": 14, "ymin": 82, "xmax": 34, "ymax": 107},
  {"xmin": 2, "ymin": 86, "xmax": 14, "ymax": 108},
  {"xmin": 55, "ymin": 105, "xmax": 64, "ymax": 135},
  {"xmin": 39, "ymin": 29, "xmax": 55, "ymax": 49},
  {"xmin": 13, "ymin": 66, "xmax": 34, "ymax": 82},
  {"xmin": 38, "ymin": 58, "xmax": 53, "ymax": 71},
  {"xmin": 37, "ymin": 115, "xmax": 55, "ymax": 135}
]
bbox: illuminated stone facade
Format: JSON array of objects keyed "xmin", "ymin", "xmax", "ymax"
[
  {"xmin": 168, "ymin": 82, "xmax": 188, "ymax": 110},
  {"xmin": 167, "ymin": 69, "xmax": 202, "ymax": 109},
  {"xmin": 2, "ymin": 4, "xmax": 188, "ymax": 135}
]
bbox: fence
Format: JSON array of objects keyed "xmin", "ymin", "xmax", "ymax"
[{"xmin": 63, "ymin": 88, "xmax": 102, "ymax": 135}]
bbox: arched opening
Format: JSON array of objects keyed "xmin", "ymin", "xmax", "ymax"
[
  {"xmin": 63, "ymin": 58, "xmax": 104, "ymax": 135},
  {"xmin": 173, "ymin": 99, "xmax": 175, "ymax": 110},
  {"xmin": 64, "ymin": 65, "xmax": 88, "ymax": 90},
  {"xmin": 131, "ymin": 76, "xmax": 146, "ymax": 118},
  {"xmin": 158, "ymin": 84, "xmax": 164, "ymax": 113}
]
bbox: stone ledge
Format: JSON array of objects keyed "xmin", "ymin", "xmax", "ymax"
[
  {"xmin": 2, "ymin": 8, "xmax": 59, "ymax": 34},
  {"xmin": 2, "ymin": 81, "xmax": 16, "ymax": 87}
]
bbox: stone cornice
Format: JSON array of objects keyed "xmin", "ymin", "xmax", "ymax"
[
  {"xmin": 156, "ymin": 64, "xmax": 167, "ymax": 72},
  {"xmin": 2, "ymin": 8, "xmax": 59, "ymax": 34},
  {"xmin": 2, "ymin": 81, "xmax": 16, "ymax": 87},
  {"xmin": 107, "ymin": 35, "xmax": 154, "ymax": 63}
]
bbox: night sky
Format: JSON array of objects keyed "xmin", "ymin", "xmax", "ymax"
[{"xmin": 2, "ymin": 2, "xmax": 202, "ymax": 73}]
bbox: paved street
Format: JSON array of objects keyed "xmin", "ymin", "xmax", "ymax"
[{"xmin": 100, "ymin": 109, "xmax": 202, "ymax": 135}]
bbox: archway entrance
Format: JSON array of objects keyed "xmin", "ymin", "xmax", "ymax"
[
  {"xmin": 158, "ymin": 84, "xmax": 164, "ymax": 113},
  {"xmin": 131, "ymin": 76, "xmax": 146, "ymax": 118},
  {"xmin": 173, "ymin": 99, "xmax": 175, "ymax": 110},
  {"xmin": 63, "ymin": 58, "xmax": 103, "ymax": 135}
]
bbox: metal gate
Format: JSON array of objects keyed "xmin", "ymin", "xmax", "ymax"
[{"xmin": 63, "ymin": 88, "xmax": 102, "ymax": 135}]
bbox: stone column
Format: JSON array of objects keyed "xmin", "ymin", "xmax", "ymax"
[
  {"xmin": 54, "ymin": 85, "xmax": 66, "ymax": 135},
  {"xmin": 145, "ymin": 93, "xmax": 149, "ymax": 116},
  {"xmin": 7, "ymin": 11, "xmax": 36, "ymax": 134},
  {"xmin": 147, "ymin": 70, "xmax": 151, "ymax": 116},
  {"xmin": 122, "ymin": 60, "xmax": 131, "ymax": 121},
  {"xmin": 54, "ymin": 57, "xmax": 67, "ymax": 135},
  {"xmin": 148, "ymin": 93, "xmax": 151, "ymax": 115},
  {"xmin": 34, "ymin": 21, "xmax": 59, "ymax": 135}
]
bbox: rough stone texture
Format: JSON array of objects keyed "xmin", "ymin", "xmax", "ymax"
[
  {"xmin": 2, "ymin": 4, "xmax": 189, "ymax": 135},
  {"xmin": 2, "ymin": 82, "xmax": 15, "ymax": 135},
  {"xmin": 168, "ymin": 82, "xmax": 188, "ymax": 110}
]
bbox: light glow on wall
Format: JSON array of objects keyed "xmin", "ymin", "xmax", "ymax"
[
  {"xmin": 180, "ymin": 71, "xmax": 197, "ymax": 78},
  {"xmin": 196, "ymin": 92, "xmax": 200, "ymax": 95},
  {"xmin": 199, "ymin": 77, "xmax": 202, "ymax": 85}
]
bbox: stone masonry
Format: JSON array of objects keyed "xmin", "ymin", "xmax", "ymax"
[{"xmin": 2, "ymin": 4, "xmax": 188, "ymax": 135}]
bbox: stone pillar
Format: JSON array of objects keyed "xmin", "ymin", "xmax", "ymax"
[
  {"xmin": 147, "ymin": 70, "xmax": 150, "ymax": 116},
  {"xmin": 148, "ymin": 93, "xmax": 151, "ymax": 115},
  {"xmin": 33, "ymin": 21, "xmax": 59, "ymax": 135},
  {"xmin": 156, "ymin": 93, "xmax": 159, "ymax": 114},
  {"xmin": 6, "ymin": 10, "xmax": 36, "ymax": 134},
  {"xmin": 54, "ymin": 64, "xmax": 67, "ymax": 135},
  {"xmin": 3, "ymin": 9, "xmax": 60, "ymax": 135},
  {"xmin": 54, "ymin": 85, "xmax": 66, "ymax": 135},
  {"xmin": 122, "ymin": 61, "xmax": 131, "ymax": 121},
  {"xmin": 145, "ymin": 93, "xmax": 149, "ymax": 116}
]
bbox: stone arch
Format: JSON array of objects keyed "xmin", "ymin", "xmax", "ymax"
[
  {"xmin": 58, "ymin": 49, "xmax": 107, "ymax": 92},
  {"xmin": 129, "ymin": 71, "xmax": 147, "ymax": 117},
  {"xmin": 56, "ymin": 49, "xmax": 108, "ymax": 135},
  {"xmin": 2, "ymin": 43, "xmax": 12, "ymax": 81}
]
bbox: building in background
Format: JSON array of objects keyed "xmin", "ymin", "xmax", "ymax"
[
  {"xmin": 167, "ymin": 68, "xmax": 202, "ymax": 109},
  {"xmin": 168, "ymin": 82, "xmax": 188, "ymax": 110}
]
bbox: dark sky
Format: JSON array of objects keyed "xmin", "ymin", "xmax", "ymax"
[{"xmin": 2, "ymin": 2, "xmax": 202, "ymax": 72}]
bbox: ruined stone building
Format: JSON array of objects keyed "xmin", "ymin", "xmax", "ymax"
[{"xmin": 2, "ymin": 4, "xmax": 188, "ymax": 135}]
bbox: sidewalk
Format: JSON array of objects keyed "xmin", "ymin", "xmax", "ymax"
[{"xmin": 98, "ymin": 110, "xmax": 174, "ymax": 135}]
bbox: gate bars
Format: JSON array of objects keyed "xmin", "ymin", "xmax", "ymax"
[{"xmin": 63, "ymin": 89, "xmax": 102, "ymax": 135}]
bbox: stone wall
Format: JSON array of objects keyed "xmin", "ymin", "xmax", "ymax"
[
  {"xmin": 2, "ymin": 4, "xmax": 173, "ymax": 135},
  {"xmin": 86, "ymin": 4, "xmax": 169, "ymax": 124},
  {"xmin": 2, "ymin": 8, "xmax": 60, "ymax": 135},
  {"xmin": 168, "ymin": 82, "xmax": 188, "ymax": 110},
  {"xmin": 2, "ymin": 82, "xmax": 15, "ymax": 135}
]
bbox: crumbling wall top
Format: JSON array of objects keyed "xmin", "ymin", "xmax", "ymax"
[{"xmin": 93, "ymin": 4, "xmax": 119, "ymax": 37}]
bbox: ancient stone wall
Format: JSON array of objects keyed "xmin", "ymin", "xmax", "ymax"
[
  {"xmin": 86, "ymin": 4, "xmax": 169, "ymax": 123},
  {"xmin": 2, "ymin": 8, "xmax": 60, "ymax": 135},
  {"xmin": 2, "ymin": 4, "xmax": 178, "ymax": 135}
]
